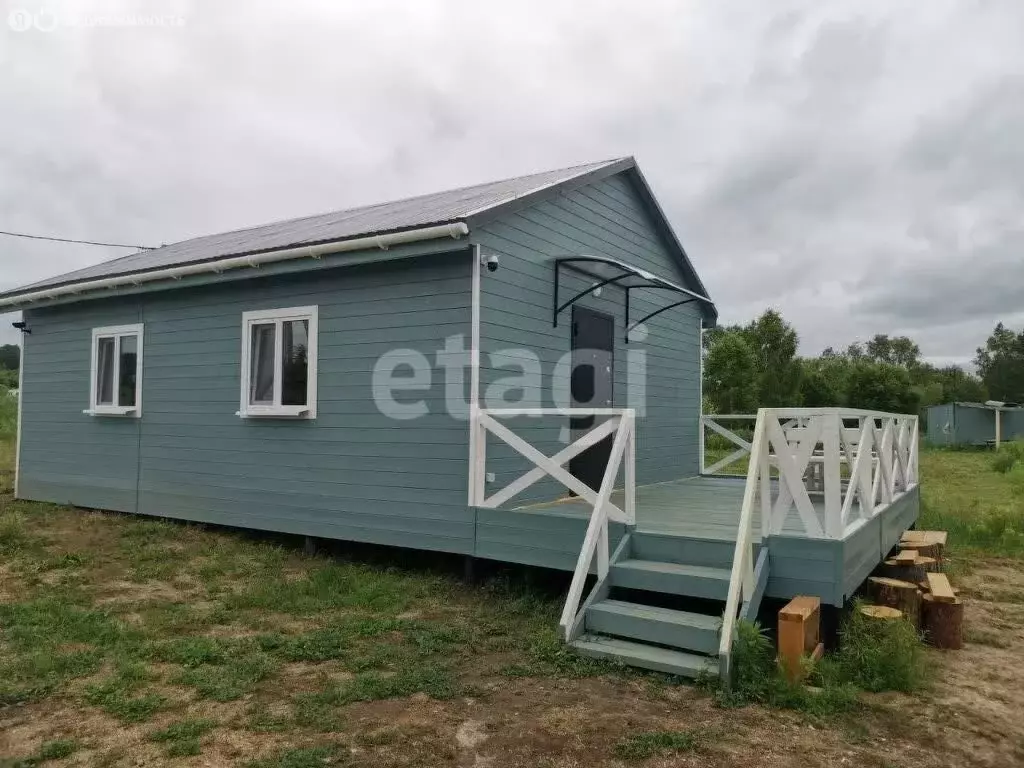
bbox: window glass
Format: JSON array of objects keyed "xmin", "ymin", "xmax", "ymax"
[
  {"xmin": 249, "ymin": 323, "xmax": 276, "ymax": 404},
  {"xmin": 96, "ymin": 337, "xmax": 116, "ymax": 405},
  {"xmin": 118, "ymin": 334, "xmax": 138, "ymax": 407},
  {"xmin": 281, "ymin": 319, "xmax": 309, "ymax": 406}
]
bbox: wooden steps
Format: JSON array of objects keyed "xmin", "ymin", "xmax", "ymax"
[
  {"xmin": 585, "ymin": 599, "xmax": 721, "ymax": 655},
  {"xmin": 565, "ymin": 531, "xmax": 749, "ymax": 679},
  {"xmin": 572, "ymin": 634, "xmax": 719, "ymax": 678},
  {"xmin": 610, "ymin": 559, "xmax": 731, "ymax": 600}
]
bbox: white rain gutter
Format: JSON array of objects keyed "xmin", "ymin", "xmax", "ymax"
[{"xmin": 0, "ymin": 222, "xmax": 470, "ymax": 309}]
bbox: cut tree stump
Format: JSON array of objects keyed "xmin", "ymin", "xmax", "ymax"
[
  {"xmin": 922, "ymin": 593, "xmax": 964, "ymax": 649},
  {"xmin": 900, "ymin": 531, "xmax": 946, "ymax": 568},
  {"xmin": 867, "ymin": 577, "xmax": 922, "ymax": 627},
  {"xmin": 881, "ymin": 558, "xmax": 926, "ymax": 584},
  {"xmin": 895, "ymin": 549, "xmax": 918, "ymax": 566},
  {"xmin": 860, "ymin": 605, "xmax": 904, "ymax": 622}
]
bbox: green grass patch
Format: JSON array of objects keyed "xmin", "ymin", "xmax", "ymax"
[
  {"xmin": 172, "ymin": 651, "xmax": 277, "ymax": 701},
  {"xmin": 149, "ymin": 718, "xmax": 217, "ymax": 758},
  {"xmin": 614, "ymin": 730, "xmax": 700, "ymax": 760},
  {"xmin": 8, "ymin": 738, "xmax": 79, "ymax": 767},
  {"xmin": 919, "ymin": 449, "xmax": 1024, "ymax": 558},
  {"xmin": 223, "ymin": 559, "xmax": 446, "ymax": 616},
  {"xmin": 246, "ymin": 745, "xmax": 343, "ymax": 768},
  {"xmin": 84, "ymin": 661, "xmax": 165, "ymax": 723}
]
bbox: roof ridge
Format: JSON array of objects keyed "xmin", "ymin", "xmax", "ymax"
[{"xmin": 143, "ymin": 157, "xmax": 626, "ymax": 254}]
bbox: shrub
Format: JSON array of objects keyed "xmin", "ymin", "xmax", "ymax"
[
  {"xmin": 715, "ymin": 612, "xmax": 926, "ymax": 717},
  {"xmin": 819, "ymin": 601, "xmax": 926, "ymax": 693},
  {"xmin": 992, "ymin": 451, "xmax": 1017, "ymax": 474}
]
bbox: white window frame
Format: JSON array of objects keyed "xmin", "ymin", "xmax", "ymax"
[
  {"xmin": 87, "ymin": 323, "xmax": 144, "ymax": 417},
  {"xmin": 239, "ymin": 305, "xmax": 319, "ymax": 419}
]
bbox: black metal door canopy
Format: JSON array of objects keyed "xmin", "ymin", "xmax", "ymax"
[{"xmin": 552, "ymin": 255, "xmax": 715, "ymax": 342}]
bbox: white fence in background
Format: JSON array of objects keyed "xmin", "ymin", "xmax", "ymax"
[
  {"xmin": 469, "ymin": 407, "xmax": 636, "ymax": 640},
  {"xmin": 716, "ymin": 407, "xmax": 920, "ymax": 678}
]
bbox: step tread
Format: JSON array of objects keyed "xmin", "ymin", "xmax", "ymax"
[
  {"xmin": 589, "ymin": 599, "xmax": 722, "ymax": 632},
  {"xmin": 572, "ymin": 634, "xmax": 719, "ymax": 677},
  {"xmin": 614, "ymin": 559, "xmax": 731, "ymax": 581}
]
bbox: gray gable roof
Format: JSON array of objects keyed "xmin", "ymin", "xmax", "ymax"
[{"xmin": 2, "ymin": 156, "xmax": 714, "ymax": 318}]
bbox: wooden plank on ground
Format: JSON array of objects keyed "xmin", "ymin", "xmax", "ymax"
[
  {"xmin": 901, "ymin": 530, "xmax": 947, "ymax": 548},
  {"xmin": 926, "ymin": 573, "xmax": 957, "ymax": 603}
]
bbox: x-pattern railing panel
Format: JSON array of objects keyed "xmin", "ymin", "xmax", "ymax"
[{"xmin": 469, "ymin": 407, "xmax": 637, "ymax": 641}]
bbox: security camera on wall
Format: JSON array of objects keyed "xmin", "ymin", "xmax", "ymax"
[{"xmin": 480, "ymin": 254, "xmax": 499, "ymax": 272}]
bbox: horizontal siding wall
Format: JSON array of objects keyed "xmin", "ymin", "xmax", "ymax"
[
  {"xmin": 20, "ymin": 302, "xmax": 144, "ymax": 512},
  {"xmin": 21, "ymin": 252, "xmax": 476, "ymax": 554},
  {"xmin": 474, "ymin": 172, "xmax": 703, "ymax": 511}
]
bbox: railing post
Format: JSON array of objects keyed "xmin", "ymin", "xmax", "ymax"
[
  {"xmin": 473, "ymin": 412, "xmax": 487, "ymax": 507},
  {"xmin": 822, "ymin": 411, "xmax": 843, "ymax": 538},
  {"xmin": 698, "ymin": 415, "xmax": 705, "ymax": 475},
  {"xmin": 625, "ymin": 414, "xmax": 636, "ymax": 526},
  {"xmin": 759, "ymin": 425, "xmax": 771, "ymax": 539}
]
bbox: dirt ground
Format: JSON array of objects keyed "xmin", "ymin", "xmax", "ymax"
[{"xmin": 1, "ymin": 560, "xmax": 1022, "ymax": 767}]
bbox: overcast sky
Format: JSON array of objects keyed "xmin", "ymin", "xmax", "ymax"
[{"xmin": 1, "ymin": 0, "xmax": 1022, "ymax": 364}]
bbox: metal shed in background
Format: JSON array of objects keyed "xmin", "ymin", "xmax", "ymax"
[{"xmin": 926, "ymin": 401, "xmax": 1024, "ymax": 447}]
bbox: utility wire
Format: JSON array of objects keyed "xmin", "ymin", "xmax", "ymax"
[{"xmin": 0, "ymin": 229, "xmax": 154, "ymax": 249}]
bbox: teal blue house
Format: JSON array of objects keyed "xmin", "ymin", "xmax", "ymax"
[{"xmin": 1, "ymin": 158, "xmax": 921, "ymax": 679}]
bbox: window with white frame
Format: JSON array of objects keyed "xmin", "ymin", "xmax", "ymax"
[
  {"xmin": 89, "ymin": 324, "xmax": 144, "ymax": 416},
  {"xmin": 239, "ymin": 306, "xmax": 318, "ymax": 418}
]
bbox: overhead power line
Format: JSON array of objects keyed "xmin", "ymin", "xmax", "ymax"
[{"xmin": 0, "ymin": 229, "xmax": 155, "ymax": 250}]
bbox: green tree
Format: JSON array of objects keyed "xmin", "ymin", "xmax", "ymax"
[
  {"xmin": 703, "ymin": 333, "xmax": 758, "ymax": 413},
  {"xmin": 846, "ymin": 361, "xmax": 919, "ymax": 413},
  {"xmin": 865, "ymin": 334, "xmax": 921, "ymax": 367},
  {"xmin": 974, "ymin": 323, "xmax": 1024, "ymax": 403},
  {"xmin": 0, "ymin": 344, "xmax": 18, "ymax": 371},
  {"xmin": 742, "ymin": 310, "xmax": 802, "ymax": 406}
]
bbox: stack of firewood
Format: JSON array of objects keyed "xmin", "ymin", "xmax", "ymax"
[{"xmin": 862, "ymin": 531, "xmax": 963, "ymax": 649}]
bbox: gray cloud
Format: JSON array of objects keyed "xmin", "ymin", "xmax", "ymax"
[{"xmin": 1, "ymin": 0, "xmax": 1022, "ymax": 367}]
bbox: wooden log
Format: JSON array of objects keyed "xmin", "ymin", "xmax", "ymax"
[
  {"xmin": 779, "ymin": 596, "xmax": 821, "ymax": 682},
  {"xmin": 899, "ymin": 540, "xmax": 943, "ymax": 564},
  {"xmin": 922, "ymin": 593, "xmax": 964, "ymax": 649},
  {"xmin": 917, "ymin": 556, "xmax": 939, "ymax": 573},
  {"xmin": 860, "ymin": 605, "xmax": 903, "ymax": 621},
  {"xmin": 867, "ymin": 577, "xmax": 922, "ymax": 627},
  {"xmin": 900, "ymin": 531, "xmax": 946, "ymax": 568},
  {"xmin": 880, "ymin": 558, "xmax": 926, "ymax": 584}
]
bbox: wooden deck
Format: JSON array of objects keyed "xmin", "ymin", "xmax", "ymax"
[
  {"xmin": 473, "ymin": 474, "xmax": 921, "ymax": 607},
  {"xmin": 515, "ymin": 475, "xmax": 828, "ymax": 542}
]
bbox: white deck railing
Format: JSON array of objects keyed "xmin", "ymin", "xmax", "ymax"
[
  {"xmin": 717, "ymin": 407, "xmax": 920, "ymax": 679},
  {"xmin": 469, "ymin": 407, "xmax": 636, "ymax": 640}
]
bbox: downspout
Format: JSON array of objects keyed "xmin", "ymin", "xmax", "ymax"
[
  {"xmin": 14, "ymin": 326, "xmax": 24, "ymax": 498},
  {"xmin": 698, "ymin": 320, "xmax": 705, "ymax": 475},
  {"xmin": 467, "ymin": 243, "xmax": 482, "ymax": 505}
]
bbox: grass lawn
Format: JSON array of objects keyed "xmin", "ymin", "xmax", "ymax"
[{"xmin": 1, "ymin": 433, "xmax": 1023, "ymax": 766}]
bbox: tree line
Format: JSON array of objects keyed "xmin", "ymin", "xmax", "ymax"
[
  {"xmin": 703, "ymin": 310, "xmax": 1024, "ymax": 415},
  {"xmin": 0, "ymin": 344, "xmax": 18, "ymax": 391}
]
